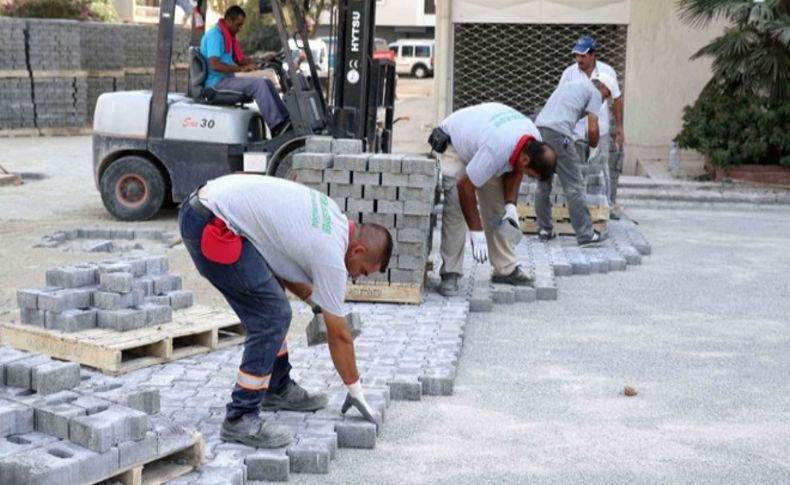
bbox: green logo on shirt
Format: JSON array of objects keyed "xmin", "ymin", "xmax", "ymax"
[
  {"xmin": 310, "ymin": 190, "xmax": 333, "ymax": 235},
  {"xmin": 489, "ymin": 109, "xmax": 525, "ymax": 127}
]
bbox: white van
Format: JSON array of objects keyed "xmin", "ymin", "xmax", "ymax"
[{"xmin": 388, "ymin": 39, "xmax": 434, "ymax": 78}]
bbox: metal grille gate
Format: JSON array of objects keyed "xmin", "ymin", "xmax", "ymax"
[{"xmin": 452, "ymin": 23, "xmax": 628, "ymax": 117}]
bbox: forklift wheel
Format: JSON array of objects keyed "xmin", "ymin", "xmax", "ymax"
[{"xmin": 100, "ymin": 155, "xmax": 166, "ymax": 221}]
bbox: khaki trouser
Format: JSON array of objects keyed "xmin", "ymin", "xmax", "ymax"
[{"xmin": 439, "ymin": 144, "xmax": 518, "ymax": 277}]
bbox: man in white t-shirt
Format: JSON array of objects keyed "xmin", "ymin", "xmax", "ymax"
[
  {"xmin": 178, "ymin": 174, "xmax": 393, "ymax": 448},
  {"xmin": 559, "ymin": 35, "xmax": 624, "ymax": 212},
  {"xmin": 435, "ymin": 102, "xmax": 556, "ymax": 296}
]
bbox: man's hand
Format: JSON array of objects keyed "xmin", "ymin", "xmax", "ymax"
[
  {"xmin": 615, "ymin": 126, "xmax": 625, "ymax": 149},
  {"xmin": 469, "ymin": 231, "xmax": 488, "ymax": 263},
  {"xmin": 497, "ymin": 203, "xmax": 523, "ymax": 246},
  {"xmin": 341, "ymin": 380, "xmax": 378, "ymax": 427},
  {"xmin": 241, "ymin": 63, "xmax": 256, "ymax": 73},
  {"xmin": 587, "ymin": 144, "xmax": 601, "ymax": 163}
]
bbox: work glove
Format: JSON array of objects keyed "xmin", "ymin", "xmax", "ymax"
[
  {"xmin": 341, "ymin": 380, "xmax": 378, "ymax": 427},
  {"xmin": 469, "ymin": 230, "xmax": 488, "ymax": 263},
  {"xmin": 496, "ymin": 203, "xmax": 523, "ymax": 246}
]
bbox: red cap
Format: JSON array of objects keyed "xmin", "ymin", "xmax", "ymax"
[{"xmin": 200, "ymin": 217, "xmax": 242, "ymax": 265}]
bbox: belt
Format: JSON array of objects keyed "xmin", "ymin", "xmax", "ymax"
[{"xmin": 187, "ymin": 189, "xmax": 214, "ymax": 221}]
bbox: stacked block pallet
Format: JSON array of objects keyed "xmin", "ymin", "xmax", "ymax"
[
  {"xmin": 292, "ymin": 137, "xmax": 439, "ymax": 304},
  {"xmin": 0, "ymin": 346, "xmax": 203, "ymax": 484},
  {"xmin": 0, "ymin": 18, "xmax": 191, "ymax": 133}
]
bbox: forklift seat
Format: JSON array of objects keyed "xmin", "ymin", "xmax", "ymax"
[{"xmin": 188, "ymin": 47, "xmax": 253, "ymax": 106}]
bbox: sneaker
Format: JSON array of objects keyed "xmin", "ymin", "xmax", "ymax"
[
  {"xmin": 578, "ymin": 230, "xmax": 608, "ymax": 247},
  {"xmin": 537, "ymin": 229, "xmax": 556, "ymax": 242},
  {"xmin": 491, "ymin": 266, "xmax": 534, "ymax": 287},
  {"xmin": 438, "ymin": 273, "xmax": 459, "ymax": 297},
  {"xmin": 609, "ymin": 210, "xmax": 621, "ymax": 220},
  {"xmin": 220, "ymin": 413, "xmax": 292, "ymax": 448},
  {"xmin": 261, "ymin": 380, "xmax": 328, "ymax": 412}
]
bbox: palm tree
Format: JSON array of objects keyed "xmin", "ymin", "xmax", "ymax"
[{"xmin": 677, "ymin": 0, "xmax": 790, "ymax": 104}]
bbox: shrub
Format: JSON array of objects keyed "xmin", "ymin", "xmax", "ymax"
[
  {"xmin": 1, "ymin": 0, "xmax": 118, "ymax": 21},
  {"xmin": 676, "ymin": 83, "xmax": 790, "ymax": 167}
]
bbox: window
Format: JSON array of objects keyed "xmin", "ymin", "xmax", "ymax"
[
  {"xmin": 424, "ymin": 0, "xmax": 435, "ymax": 14},
  {"xmin": 401, "ymin": 45, "xmax": 414, "ymax": 57},
  {"xmin": 415, "ymin": 45, "xmax": 431, "ymax": 58}
]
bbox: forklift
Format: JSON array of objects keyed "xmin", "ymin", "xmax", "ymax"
[{"xmin": 92, "ymin": 0, "xmax": 396, "ymax": 221}]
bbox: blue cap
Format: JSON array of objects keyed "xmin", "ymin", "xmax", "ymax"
[{"xmin": 572, "ymin": 36, "xmax": 596, "ymax": 54}]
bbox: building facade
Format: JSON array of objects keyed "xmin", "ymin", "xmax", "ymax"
[{"xmin": 433, "ymin": 0, "xmax": 725, "ymax": 174}]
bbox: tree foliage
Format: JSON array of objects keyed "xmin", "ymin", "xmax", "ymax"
[
  {"xmin": 1, "ymin": 0, "xmax": 118, "ymax": 21},
  {"xmin": 677, "ymin": 0, "xmax": 790, "ymax": 104}
]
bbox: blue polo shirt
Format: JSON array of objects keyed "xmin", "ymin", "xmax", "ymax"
[{"xmin": 200, "ymin": 23, "xmax": 234, "ymax": 88}]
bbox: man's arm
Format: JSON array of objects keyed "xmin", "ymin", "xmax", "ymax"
[
  {"xmin": 282, "ymin": 280, "xmax": 313, "ymax": 303},
  {"xmin": 324, "ymin": 310, "xmax": 359, "ymax": 384},
  {"xmin": 613, "ymin": 96, "xmax": 624, "ymax": 147},
  {"xmin": 209, "ymin": 57, "xmax": 254, "ymax": 74},
  {"xmin": 457, "ymin": 175, "xmax": 482, "ymax": 231},
  {"xmin": 587, "ymin": 112, "xmax": 600, "ymax": 148},
  {"xmin": 503, "ymin": 171, "xmax": 523, "ymax": 204}
]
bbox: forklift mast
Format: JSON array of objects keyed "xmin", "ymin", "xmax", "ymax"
[{"xmin": 330, "ymin": 0, "xmax": 396, "ymax": 152}]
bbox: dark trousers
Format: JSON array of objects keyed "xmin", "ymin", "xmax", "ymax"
[{"xmin": 178, "ymin": 199, "xmax": 292, "ymax": 419}]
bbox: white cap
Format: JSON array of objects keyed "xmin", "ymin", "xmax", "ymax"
[{"xmin": 591, "ymin": 72, "xmax": 617, "ymax": 98}]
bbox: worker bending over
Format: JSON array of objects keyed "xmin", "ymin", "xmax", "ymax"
[
  {"xmin": 201, "ymin": 6, "xmax": 290, "ymax": 135},
  {"xmin": 534, "ymin": 73, "xmax": 618, "ymax": 246},
  {"xmin": 431, "ymin": 102, "xmax": 556, "ymax": 297},
  {"xmin": 179, "ymin": 174, "xmax": 392, "ymax": 448}
]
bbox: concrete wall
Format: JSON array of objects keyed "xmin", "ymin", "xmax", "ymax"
[
  {"xmin": 450, "ymin": 0, "xmax": 629, "ymax": 24},
  {"xmin": 623, "ymin": 0, "xmax": 724, "ymax": 174},
  {"xmin": 376, "ymin": 0, "xmax": 436, "ymax": 27}
]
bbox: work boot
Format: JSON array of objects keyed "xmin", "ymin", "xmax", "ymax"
[
  {"xmin": 578, "ymin": 230, "xmax": 608, "ymax": 247},
  {"xmin": 491, "ymin": 266, "xmax": 534, "ymax": 287},
  {"xmin": 260, "ymin": 381, "xmax": 327, "ymax": 412},
  {"xmin": 438, "ymin": 273, "xmax": 459, "ymax": 297},
  {"xmin": 537, "ymin": 229, "xmax": 556, "ymax": 242},
  {"xmin": 220, "ymin": 413, "xmax": 292, "ymax": 448}
]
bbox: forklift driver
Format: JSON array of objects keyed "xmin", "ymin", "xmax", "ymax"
[{"xmin": 201, "ymin": 5, "xmax": 291, "ymax": 135}]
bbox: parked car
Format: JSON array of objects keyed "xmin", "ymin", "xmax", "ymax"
[
  {"xmin": 388, "ymin": 39, "xmax": 434, "ymax": 78},
  {"xmin": 317, "ymin": 36, "xmax": 393, "ymax": 68}
]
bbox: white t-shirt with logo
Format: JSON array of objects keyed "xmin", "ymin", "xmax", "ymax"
[
  {"xmin": 440, "ymin": 102, "xmax": 541, "ymax": 188},
  {"xmin": 203, "ymin": 174, "xmax": 349, "ymax": 316},
  {"xmin": 558, "ymin": 60, "xmax": 621, "ymax": 137}
]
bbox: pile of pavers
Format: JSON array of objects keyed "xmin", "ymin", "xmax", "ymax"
[
  {"xmin": 35, "ymin": 227, "xmax": 178, "ymax": 252},
  {"xmin": 467, "ymin": 216, "xmax": 651, "ymax": 312},
  {"xmin": 292, "ymin": 137, "xmax": 438, "ymax": 288},
  {"xmin": 0, "ymin": 18, "xmax": 35, "ymax": 130},
  {"xmin": 0, "ymin": 346, "xmax": 204, "ymax": 485},
  {"xmin": 16, "ymin": 254, "xmax": 193, "ymax": 332}
]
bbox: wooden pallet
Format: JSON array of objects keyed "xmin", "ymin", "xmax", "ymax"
[
  {"xmin": 345, "ymin": 279, "xmax": 424, "ymax": 304},
  {"xmin": 0, "ymin": 306, "xmax": 244, "ymax": 375},
  {"xmin": 100, "ymin": 431, "xmax": 203, "ymax": 485}
]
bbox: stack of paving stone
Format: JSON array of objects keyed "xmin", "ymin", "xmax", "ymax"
[
  {"xmin": 0, "ymin": 346, "xmax": 202, "ymax": 484},
  {"xmin": 466, "ymin": 216, "xmax": 652, "ymax": 312},
  {"xmin": 122, "ymin": 24, "xmax": 158, "ymax": 91},
  {"xmin": 16, "ymin": 254, "xmax": 193, "ymax": 333},
  {"xmin": 27, "ymin": 19, "xmax": 87, "ymax": 129},
  {"xmin": 0, "ymin": 18, "xmax": 35, "ymax": 131},
  {"xmin": 34, "ymin": 227, "xmax": 178, "ymax": 252},
  {"xmin": 80, "ymin": 22, "xmax": 125, "ymax": 123},
  {"xmin": 291, "ymin": 137, "xmax": 438, "ymax": 290}
]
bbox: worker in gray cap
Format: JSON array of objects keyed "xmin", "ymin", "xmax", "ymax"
[
  {"xmin": 534, "ymin": 72, "xmax": 618, "ymax": 246},
  {"xmin": 559, "ymin": 35, "xmax": 624, "ymax": 218}
]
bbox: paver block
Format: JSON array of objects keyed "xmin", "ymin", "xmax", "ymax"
[
  {"xmin": 45, "ymin": 308, "xmax": 97, "ymax": 332},
  {"xmin": 33, "ymin": 402, "xmax": 86, "ymax": 439},
  {"xmin": 0, "ymin": 432, "xmax": 60, "ymax": 460},
  {"xmin": 118, "ymin": 431, "xmax": 158, "ymax": 468},
  {"xmin": 45, "ymin": 265, "xmax": 98, "ymax": 288},
  {"xmin": 97, "ymin": 308, "xmax": 147, "ymax": 331},
  {"xmin": 335, "ymin": 419, "xmax": 376, "ymax": 449},
  {"xmin": 388, "ymin": 378, "xmax": 422, "ymax": 401},
  {"xmin": 167, "ymin": 290, "xmax": 193, "ymax": 309},
  {"xmin": 141, "ymin": 303, "xmax": 172, "ymax": 325},
  {"xmin": 68, "ymin": 405, "xmax": 148, "ymax": 452},
  {"xmin": 20, "ymin": 309, "xmax": 46, "ymax": 326},
  {"xmin": 98, "ymin": 272, "xmax": 134, "ymax": 293},
  {"xmin": 286, "ymin": 438, "xmax": 330, "ymax": 474},
  {"xmin": 31, "ymin": 361, "xmax": 80, "ymax": 394},
  {"xmin": 5, "ymin": 354, "xmax": 51, "ymax": 389},
  {"xmin": 419, "ymin": 373, "xmax": 454, "ymax": 396},
  {"xmin": 38, "ymin": 289, "xmax": 92, "ymax": 312},
  {"xmin": 332, "ymin": 138, "xmax": 363, "ymax": 154},
  {"xmin": 491, "ymin": 286, "xmax": 515, "ymax": 304},
  {"xmin": 535, "ymin": 284, "xmax": 558, "ymax": 300},
  {"xmin": 246, "ymin": 449, "xmax": 289, "ymax": 482},
  {"xmin": 0, "ymin": 399, "xmax": 35, "ymax": 437},
  {"xmin": 305, "ymin": 136, "xmax": 333, "ymax": 153},
  {"xmin": 514, "ymin": 286, "xmax": 537, "ymax": 302},
  {"xmin": 333, "ymin": 153, "xmax": 368, "ymax": 171},
  {"xmin": 152, "ymin": 273, "xmax": 181, "ymax": 295},
  {"xmin": 144, "ymin": 255, "xmax": 169, "ymax": 275}
]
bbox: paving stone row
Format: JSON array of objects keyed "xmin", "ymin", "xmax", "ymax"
[
  {"xmin": 35, "ymin": 227, "xmax": 178, "ymax": 252},
  {"xmin": 15, "ymin": 254, "xmax": 193, "ymax": 332},
  {"xmin": 0, "ymin": 346, "xmax": 202, "ymax": 485},
  {"xmin": 292, "ymin": 137, "xmax": 439, "ymax": 287}
]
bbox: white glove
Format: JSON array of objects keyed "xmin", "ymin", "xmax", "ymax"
[
  {"xmin": 341, "ymin": 380, "xmax": 378, "ymax": 426},
  {"xmin": 469, "ymin": 230, "xmax": 488, "ymax": 263},
  {"xmin": 588, "ymin": 144, "xmax": 600, "ymax": 163},
  {"xmin": 497, "ymin": 203, "xmax": 523, "ymax": 246}
]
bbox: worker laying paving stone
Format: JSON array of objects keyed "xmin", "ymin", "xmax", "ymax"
[{"xmin": 178, "ymin": 174, "xmax": 393, "ymax": 448}]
